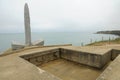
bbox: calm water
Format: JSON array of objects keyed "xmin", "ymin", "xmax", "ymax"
[{"xmin": 0, "ymin": 32, "xmax": 117, "ymax": 53}]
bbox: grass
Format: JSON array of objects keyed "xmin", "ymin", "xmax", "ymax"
[{"xmin": 87, "ymin": 38, "xmax": 120, "ymax": 46}]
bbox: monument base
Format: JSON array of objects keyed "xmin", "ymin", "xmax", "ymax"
[
  {"xmin": 32, "ymin": 40, "xmax": 44, "ymax": 46},
  {"xmin": 11, "ymin": 40, "xmax": 44, "ymax": 50},
  {"xmin": 11, "ymin": 41, "xmax": 25, "ymax": 50}
]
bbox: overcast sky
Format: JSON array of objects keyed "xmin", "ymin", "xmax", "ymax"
[{"xmin": 0, "ymin": 0, "xmax": 120, "ymax": 33}]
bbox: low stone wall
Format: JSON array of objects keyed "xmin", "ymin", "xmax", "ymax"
[
  {"xmin": 60, "ymin": 48, "xmax": 111, "ymax": 68},
  {"xmin": 20, "ymin": 48, "xmax": 60, "ymax": 66}
]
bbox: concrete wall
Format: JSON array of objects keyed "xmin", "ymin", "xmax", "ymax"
[
  {"xmin": 21, "ymin": 48, "xmax": 114, "ymax": 69},
  {"xmin": 111, "ymin": 49, "xmax": 120, "ymax": 60},
  {"xmin": 60, "ymin": 48, "xmax": 111, "ymax": 68},
  {"xmin": 96, "ymin": 55, "xmax": 120, "ymax": 80},
  {"xmin": 20, "ymin": 49, "xmax": 60, "ymax": 66},
  {"xmin": 101, "ymin": 50, "xmax": 111, "ymax": 67}
]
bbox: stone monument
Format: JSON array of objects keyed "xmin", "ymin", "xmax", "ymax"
[
  {"xmin": 11, "ymin": 3, "xmax": 44, "ymax": 50},
  {"xmin": 24, "ymin": 3, "xmax": 31, "ymax": 46}
]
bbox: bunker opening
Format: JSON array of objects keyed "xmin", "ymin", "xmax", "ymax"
[{"xmin": 20, "ymin": 48, "xmax": 115, "ymax": 80}]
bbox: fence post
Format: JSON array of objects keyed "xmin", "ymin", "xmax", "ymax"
[
  {"xmin": 109, "ymin": 36, "xmax": 111, "ymax": 44},
  {"xmin": 102, "ymin": 36, "xmax": 104, "ymax": 41},
  {"xmin": 81, "ymin": 42, "xmax": 84, "ymax": 46},
  {"xmin": 90, "ymin": 39, "xmax": 92, "ymax": 43}
]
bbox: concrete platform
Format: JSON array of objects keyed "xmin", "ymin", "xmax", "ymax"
[
  {"xmin": 0, "ymin": 47, "xmax": 61, "ymax": 80},
  {"xmin": 0, "ymin": 45, "xmax": 120, "ymax": 80}
]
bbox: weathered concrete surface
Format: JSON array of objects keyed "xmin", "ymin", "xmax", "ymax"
[
  {"xmin": 39, "ymin": 59, "xmax": 103, "ymax": 80},
  {"xmin": 60, "ymin": 46, "xmax": 112, "ymax": 55},
  {"xmin": 0, "ymin": 47, "xmax": 61, "ymax": 80},
  {"xmin": 0, "ymin": 55, "xmax": 61, "ymax": 80},
  {"xmin": 20, "ymin": 46, "xmax": 112, "ymax": 68},
  {"xmin": 96, "ymin": 55, "xmax": 120, "ymax": 80},
  {"xmin": 0, "ymin": 45, "xmax": 120, "ymax": 80},
  {"xmin": 32, "ymin": 40, "xmax": 44, "ymax": 46},
  {"xmin": 60, "ymin": 47, "xmax": 111, "ymax": 68},
  {"xmin": 111, "ymin": 49, "xmax": 120, "ymax": 60},
  {"xmin": 11, "ymin": 41, "xmax": 25, "ymax": 50},
  {"xmin": 21, "ymin": 48, "xmax": 60, "ymax": 66}
]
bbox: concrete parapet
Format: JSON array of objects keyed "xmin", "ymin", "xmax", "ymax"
[
  {"xmin": 21, "ymin": 48, "xmax": 113, "ymax": 68},
  {"xmin": 111, "ymin": 49, "xmax": 120, "ymax": 60},
  {"xmin": 0, "ymin": 44, "xmax": 71, "ymax": 57},
  {"xmin": 21, "ymin": 49, "xmax": 60, "ymax": 66},
  {"xmin": 60, "ymin": 48, "xmax": 111, "ymax": 68},
  {"xmin": 101, "ymin": 50, "xmax": 111, "ymax": 67},
  {"xmin": 96, "ymin": 55, "xmax": 120, "ymax": 80}
]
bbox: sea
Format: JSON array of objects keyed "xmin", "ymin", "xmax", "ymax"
[{"xmin": 0, "ymin": 32, "xmax": 117, "ymax": 53}]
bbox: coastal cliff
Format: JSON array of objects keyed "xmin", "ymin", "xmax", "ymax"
[{"xmin": 96, "ymin": 30, "xmax": 120, "ymax": 36}]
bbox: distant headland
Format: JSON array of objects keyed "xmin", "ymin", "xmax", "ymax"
[{"xmin": 96, "ymin": 30, "xmax": 120, "ymax": 36}]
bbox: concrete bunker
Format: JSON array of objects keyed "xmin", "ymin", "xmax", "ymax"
[{"xmin": 20, "ymin": 48, "xmax": 120, "ymax": 80}]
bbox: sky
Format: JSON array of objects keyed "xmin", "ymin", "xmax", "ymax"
[{"xmin": 0, "ymin": 0, "xmax": 120, "ymax": 33}]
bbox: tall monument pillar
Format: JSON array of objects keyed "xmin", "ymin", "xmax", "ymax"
[
  {"xmin": 24, "ymin": 3, "xmax": 31, "ymax": 46},
  {"xmin": 11, "ymin": 3, "xmax": 44, "ymax": 50}
]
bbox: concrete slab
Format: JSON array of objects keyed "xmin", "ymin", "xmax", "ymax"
[
  {"xmin": 0, "ymin": 45, "xmax": 120, "ymax": 80},
  {"xmin": 60, "ymin": 46, "xmax": 112, "ymax": 55},
  {"xmin": 39, "ymin": 59, "xmax": 104, "ymax": 80},
  {"xmin": 0, "ymin": 47, "xmax": 61, "ymax": 80},
  {"xmin": 96, "ymin": 55, "xmax": 120, "ymax": 80}
]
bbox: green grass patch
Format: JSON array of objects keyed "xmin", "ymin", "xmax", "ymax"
[{"xmin": 87, "ymin": 38, "xmax": 120, "ymax": 46}]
